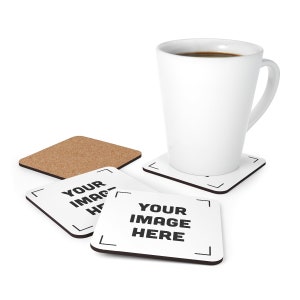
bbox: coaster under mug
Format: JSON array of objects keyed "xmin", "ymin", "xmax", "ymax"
[{"xmin": 143, "ymin": 153, "xmax": 265, "ymax": 194}]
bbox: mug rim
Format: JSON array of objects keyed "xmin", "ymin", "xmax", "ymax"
[{"xmin": 157, "ymin": 38, "xmax": 263, "ymax": 57}]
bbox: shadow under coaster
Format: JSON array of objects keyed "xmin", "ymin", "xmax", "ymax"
[{"xmin": 143, "ymin": 154, "xmax": 266, "ymax": 194}]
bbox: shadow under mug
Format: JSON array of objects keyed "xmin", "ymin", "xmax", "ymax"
[{"xmin": 157, "ymin": 38, "xmax": 280, "ymax": 176}]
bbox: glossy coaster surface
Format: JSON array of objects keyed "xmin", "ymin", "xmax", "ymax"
[
  {"xmin": 143, "ymin": 154, "xmax": 266, "ymax": 194},
  {"xmin": 91, "ymin": 190, "xmax": 223, "ymax": 265},
  {"xmin": 26, "ymin": 167, "xmax": 153, "ymax": 238}
]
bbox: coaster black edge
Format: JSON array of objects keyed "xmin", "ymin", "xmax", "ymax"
[
  {"xmin": 26, "ymin": 196, "xmax": 93, "ymax": 238},
  {"xmin": 19, "ymin": 154, "xmax": 142, "ymax": 180},
  {"xmin": 90, "ymin": 244, "xmax": 223, "ymax": 265},
  {"xmin": 20, "ymin": 163, "xmax": 65, "ymax": 179},
  {"xmin": 118, "ymin": 154, "xmax": 142, "ymax": 169}
]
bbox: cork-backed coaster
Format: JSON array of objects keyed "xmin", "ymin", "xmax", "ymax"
[
  {"xmin": 26, "ymin": 167, "xmax": 154, "ymax": 238},
  {"xmin": 90, "ymin": 190, "xmax": 223, "ymax": 265},
  {"xmin": 143, "ymin": 153, "xmax": 266, "ymax": 194},
  {"xmin": 19, "ymin": 136, "xmax": 142, "ymax": 179}
]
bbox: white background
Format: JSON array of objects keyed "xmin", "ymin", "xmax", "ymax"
[{"xmin": 1, "ymin": 0, "xmax": 299, "ymax": 299}]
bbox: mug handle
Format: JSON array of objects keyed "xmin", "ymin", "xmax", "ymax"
[{"xmin": 248, "ymin": 59, "xmax": 280, "ymax": 130}]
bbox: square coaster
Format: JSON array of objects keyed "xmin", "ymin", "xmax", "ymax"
[
  {"xmin": 143, "ymin": 154, "xmax": 266, "ymax": 194},
  {"xmin": 90, "ymin": 190, "xmax": 223, "ymax": 265},
  {"xmin": 19, "ymin": 136, "xmax": 142, "ymax": 179},
  {"xmin": 26, "ymin": 167, "xmax": 154, "ymax": 238}
]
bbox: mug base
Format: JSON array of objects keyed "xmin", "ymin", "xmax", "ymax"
[{"xmin": 143, "ymin": 153, "xmax": 266, "ymax": 194}]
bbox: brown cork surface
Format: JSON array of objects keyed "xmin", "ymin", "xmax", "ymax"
[{"xmin": 19, "ymin": 136, "xmax": 141, "ymax": 179}]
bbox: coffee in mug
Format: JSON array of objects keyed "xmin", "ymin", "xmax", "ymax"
[{"xmin": 177, "ymin": 51, "xmax": 240, "ymax": 57}]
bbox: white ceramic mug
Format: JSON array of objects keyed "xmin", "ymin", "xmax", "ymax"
[{"xmin": 157, "ymin": 38, "xmax": 280, "ymax": 176}]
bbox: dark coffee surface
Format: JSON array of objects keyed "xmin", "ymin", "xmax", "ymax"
[{"xmin": 177, "ymin": 51, "xmax": 240, "ymax": 57}]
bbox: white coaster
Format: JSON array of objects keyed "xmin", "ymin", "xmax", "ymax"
[
  {"xmin": 143, "ymin": 154, "xmax": 266, "ymax": 194},
  {"xmin": 26, "ymin": 167, "xmax": 154, "ymax": 238},
  {"xmin": 90, "ymin": 190, "xmax": 223, "ymax": 265}
]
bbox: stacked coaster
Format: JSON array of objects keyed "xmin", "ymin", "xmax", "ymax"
[
  {"xmin": 22, "ymin": 136, "xmax": 227, "ymax": 265},
  {"xmin": 22, "ymin": 136, "xmax": 147, "ymax": 237},
  {"xmin": 90, "ymin": 190, "xmax": 223, "ymax": 265},
  {"xmin": 26, "ymin": 167, "xmax": 153, "ymax": 238}
]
